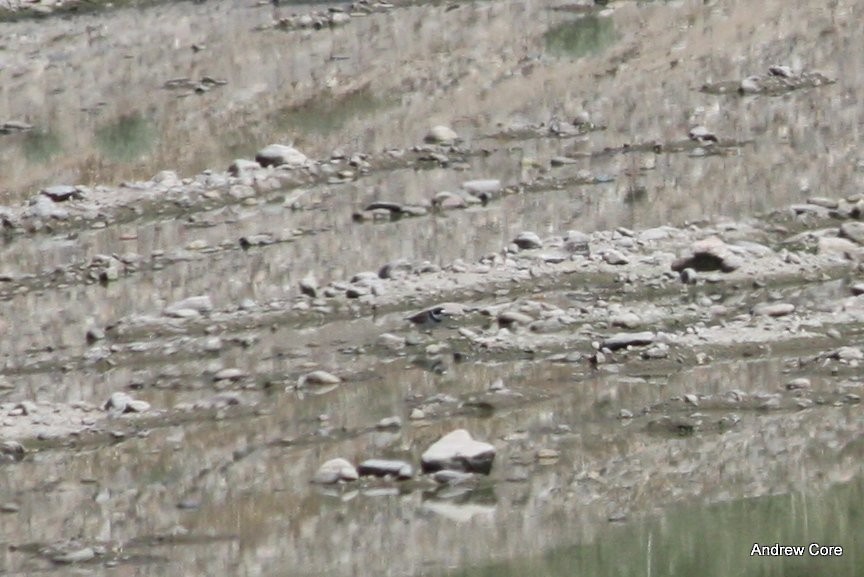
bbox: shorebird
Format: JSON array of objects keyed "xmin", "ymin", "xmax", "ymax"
[{"xmin": 407, "ymin": 306, "xmax": 447, "ymax": 328}]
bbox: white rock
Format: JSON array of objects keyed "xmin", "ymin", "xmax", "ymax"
[
  {"xmin": 740, "ymin": 76, "xmax": 762, "ymax": 93},
  {"xmin": 301, "ymin": 370, "xmax": 341, "ymax": 386},
  {"xmin": 255, "ymin": 144, "xmax": 309, "ymax": 168},
  {"xmin": 604, "ymin": 249, "xmax": 629, "ymax": 265},
  {"xmin": 104, "ymin": 392, "xmax": 132, "ymax": 412},
  {"xmin": 164, "ymin": 295, "xmax": 213, "ymax": 317},
  {"xmin": 611, "ymin": 312, "xmax": 642, "ymax": 329},
  {"xmin": 751, "ymin": 302, "xmax": 795, "ymax": 317},
  {"xmin": 153, "ymin": 170, "xmax": 181, "ymax": 186},
  {"xmin": 29, "ymin": 195, "xmax": 69, "ymax": 219},
  {"xmin": 228, "ymin": 158, "xmax": 261, "ymax": 176},
  {"xmin": 312, "ymin": 458, "xmax": 358, "ymax": 484},
  {"xmin": 833, "ymin": 346, "xmax": 864, "ymax": 361},
  {"xmin": 164, "ymin": 308, "xmax": 201, "ymax": 319},
  {"xmin": 425, "ymin": 125, "xmax": 459, "ymax": 144},
  {"xmin": 52, "ymin": 547, "xmax": 95, "ymax": 564},
  {"xmin": 688, "ymin": 125, "xmax": 712, "ymax": 140},
  {"xmin": 104, "ymin": 392, "xmax": 150, "ymax": 413},
  {"xmin": 769, "ymin": 65, "xmax": 794, "ymax": 78},
  {"xmin": 213, "ymin": 368, "xmax": 247, "ymax": 381},
  {"xmin": 462, "ymin": 179, "xmax": 501, "ymax": 195},
  {"xmin": 126, "ymin": 399, "xmax": 151, "ymax": 413},
  {"xmin": 421, "ymin": 429, "xmax": 496, "ymax": 474},
  {"xmin": 299, "ymin": 273, "xmax": 318, "ymax": 297}
]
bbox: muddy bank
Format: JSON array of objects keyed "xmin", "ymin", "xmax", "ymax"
[
  {"xmin": 2, "ymin": 0, "xmax": 864, "ymax": 575},
  {"xmin": 4, "ymin": 183, "xmax": 864, "ymax": 440},
  {"xmin": 2, "ymin": 186, "xmax": 864, "ymax": 574}
]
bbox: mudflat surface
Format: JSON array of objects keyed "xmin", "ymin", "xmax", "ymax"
[{"xmin": 0, "ymin": 0, "xmax": 863, "ymax": 575}]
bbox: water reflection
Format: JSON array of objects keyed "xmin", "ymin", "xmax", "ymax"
[
  {"xmin": 447, "ymin": 476, "xmax": 864, "ymax": 577},
  {"xmin": 1, "ymin": 354, "xmax": 862, "ymax": 576}
]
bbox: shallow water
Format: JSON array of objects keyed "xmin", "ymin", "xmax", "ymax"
[
  {"xmin": 1, "ymin": 354, "xmax": 863, "ymax": 575},
  {"xmin": 447, "ymin": 475, "xmax": 864, "ymax": 577}
]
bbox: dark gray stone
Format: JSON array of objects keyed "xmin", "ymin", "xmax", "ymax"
[
  {"xmin": 672, "ymin": 237, "xmax": 743, "ymax": 273},
  {"xmin": 358, "ymin": 459, "xmax": 414, "ymax": 479},
  {"xmin": 602, "ymin": 331, "xmax": 656, "ymax": 351},
  {"xmin": 41, "ymin": 185, "xmax": 82, "ymax": 202},
  {"xmin": 513, "ymin": 231, "xmax": 542, "ymax": 250}
]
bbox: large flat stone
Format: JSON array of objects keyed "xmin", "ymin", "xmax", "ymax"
[{"xmin": 421, "ymin": 429, "xmax": 495, "ymax": 475}]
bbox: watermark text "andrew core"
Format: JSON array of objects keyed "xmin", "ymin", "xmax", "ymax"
[{"xmin": 750, "ymin": 543, "xmax": 843, "ymax": 557}]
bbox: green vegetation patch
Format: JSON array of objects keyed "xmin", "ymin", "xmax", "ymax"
[
  {"xmin": 95, "ymin": 112, "xmax": 155, "ymax": 162},
  {"xmin": 22, "ymin": 129, "xmax": 62, "ymax": 163},
  {"xmin": 544, "ymin": 15, "xmax": 617, "ymax": 59},
  {"xmin": 274, "ymin": 86, "xmax": 394, "ymax": 135}
]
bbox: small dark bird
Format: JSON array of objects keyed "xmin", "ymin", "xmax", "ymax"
[{"xmin": 407, "ymin": 306, "xmax": 447, "ymax": 327}]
